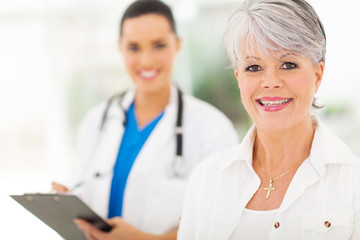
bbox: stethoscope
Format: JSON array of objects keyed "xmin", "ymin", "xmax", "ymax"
[{"xmin": 71, "ymin": 87, "xmax": 185, "ymax": 191}]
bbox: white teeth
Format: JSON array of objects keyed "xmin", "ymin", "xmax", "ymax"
[
  {"xmin": 260, "ymin": 99, "xmax": 291, "ymax": 106},
  {"xmin": 140, "ymin": 70, "xmax": 157, "ymax": 78}
]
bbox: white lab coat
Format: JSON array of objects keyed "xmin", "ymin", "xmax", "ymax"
[{"xmin": 70, "ymin": 85, "xmax": 239, "ymax": 235}]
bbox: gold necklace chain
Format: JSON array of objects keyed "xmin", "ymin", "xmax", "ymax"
[{"xmin": 258, "ymin": 157, "xmax": 306, "ymax": 199}]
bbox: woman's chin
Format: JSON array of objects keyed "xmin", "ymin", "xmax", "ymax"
[
  {"xmin": 136, "ymin": 81, "xmax": 170, "ymax": 95},
  {"xmin": 260, "ymin": 124, "xmax": 286, "ymax": 133},
  {"xmin": 254, "ymin": 118, "xmax": 293, "ymax": 134}
]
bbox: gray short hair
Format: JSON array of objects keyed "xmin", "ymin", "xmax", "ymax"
[{"xmin": 223, "ymin": 0, "xmax": 326, "ymax": 69}]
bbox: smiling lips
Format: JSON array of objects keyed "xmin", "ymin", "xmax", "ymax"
[
  {"xmin": 256, "ymin": 97, "xmax": 293, "ymax": 112},
  {"xmin": 138, "ymin": 69, "xmax": 159, "ymax": 80}
]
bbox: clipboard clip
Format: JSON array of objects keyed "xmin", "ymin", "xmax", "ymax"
[{"xmin": 24, "ymin": 193, "xmax": 67, "ymax": 201}]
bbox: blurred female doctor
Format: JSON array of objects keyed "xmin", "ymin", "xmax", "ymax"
[{"xmin": 53, "ymin": 0, "xmax": 238, "ymax": 239}]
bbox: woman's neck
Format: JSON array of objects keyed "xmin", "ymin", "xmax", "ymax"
[
  {"xmin": 134, "ymin": 83, "xmax": 171, "ymax": 127},
  {"xmin": 254, "ymin": 116, "xmax": 315, "ymax": 176}
]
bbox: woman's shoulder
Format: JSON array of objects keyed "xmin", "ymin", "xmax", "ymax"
[
  {"xmin": 312, "ymin": 117, "xmax": 360, "ymax": 188},
  {"xmin": 83, "ymin": 101, "xmax": 107, "ymax": 120},
  {"xmin": 78, "ymin": 101, "xmax": 108, "ymax": 131},
  {"xmin": 313, "ymin": 116, "xmax": 360, "ymax": 165}
]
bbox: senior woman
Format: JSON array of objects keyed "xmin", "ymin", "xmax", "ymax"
[{"xmin": 178, "ymin": 0, "xmax": 360, "ymax": 239}]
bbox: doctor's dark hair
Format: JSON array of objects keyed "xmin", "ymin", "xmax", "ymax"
[{"xmin": 120, "ymin": 0, "xmax": 177, "ymax": 37}]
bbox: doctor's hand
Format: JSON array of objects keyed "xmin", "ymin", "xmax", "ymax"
[
  {"xmin": 51, "ymin": 182, "xmax": 69, "ymax": 193},
  {"xmin": 75, "ymin": 217, "xmax": 177, "ymax": 240}
]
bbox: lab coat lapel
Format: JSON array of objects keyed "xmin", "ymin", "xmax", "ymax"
[
  {"xmin": 139, "ymin": 106, "xmax": 175, "ymax": 160},
  {"xmin": 91, "ymin": 103, "xmax": 125, "ymax": 176},
  {"xmin": 86, "ymin": 100, "xmax": 127, "ymax": 218},
  {"xmin": 129, "ymin": 86, "xmax": 177, "ymax": 175},
  {"xmin": 91, "ymin": 89, "xmax": 134, "ymax": 174},
  {"xmin": 122, "ymin": 86, "xmax": 177, "ymax": 226}
]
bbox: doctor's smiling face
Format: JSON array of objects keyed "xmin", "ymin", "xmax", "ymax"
[
  {"xmin": 234, "ymin": 48, "xmax": 324, "ymax": 133},
  {"xmin": 119, "ymin": 13, "xmax": 181, "ymax": 94}
]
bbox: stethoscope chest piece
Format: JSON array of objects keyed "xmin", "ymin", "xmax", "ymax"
[{"xmin": 168, "ymin": 156, "xmax": 185, "ymax": 178}]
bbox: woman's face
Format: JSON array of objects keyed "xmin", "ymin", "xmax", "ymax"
[
  {"xmin": 119, "ymin": 14, "xmax": 181, "ymax": 94},
  {"xmin": 234, "ymin": 50, "xmax": 324, "ymax": 132}
]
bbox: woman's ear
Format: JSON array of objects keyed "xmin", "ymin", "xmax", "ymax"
[
  {"xmin": 175, "ymin": 37, "xmax": 182, "ymax": 52},
  {"xmin": 314, "ymin": 61, "xmax": 325, "ymax": 93},
  {"xmin": 234, "ymin": 69, "xmax": 241, "ymax": 88}
]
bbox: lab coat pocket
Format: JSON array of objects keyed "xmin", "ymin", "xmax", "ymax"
[
  {"xmin": 300, "ymin": 210, "xmax": 352, "ymax": 240},
  {"xmin": 141, "ymin": 177, "xmax": 187, "ymax": 235}
]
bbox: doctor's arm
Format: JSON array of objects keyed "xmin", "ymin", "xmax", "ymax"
[{"xmin": 75, "ymin": 218, "xmax": 177, "ymax": 240}]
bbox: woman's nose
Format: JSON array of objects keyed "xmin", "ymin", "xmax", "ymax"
[
  {"xmin": 139, "ymin": 50, "xmax": 154, "ymax": 66},
  {"xmin": 261, "ymin": 69, "xmax": 283, "ymax": 89}
]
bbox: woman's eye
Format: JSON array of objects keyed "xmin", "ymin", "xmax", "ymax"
[
  {"xmin": 246, "ymin": 65, "xmax": 262, "ymax": 72},
  {"xmin": 128, "ymin": 45, "xmax": 139, "ymax": 52},
  {"xmin": 154, "ymin": 43, "xmax": 166, "ymax": 50},
  {"xmin": 281, "ymin": 62, "xmax": 297, "ymax": 70}
]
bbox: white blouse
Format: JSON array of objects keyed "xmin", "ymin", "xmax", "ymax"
[
  {"xmin": 229, "ymin": 208, "xmax": 278, "ymax": 240},
  {"xmin": 178, "ymin": 116, "xmax": 360, "ymax": 240}
]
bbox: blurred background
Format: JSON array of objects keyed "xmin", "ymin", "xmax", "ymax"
[{"xmin": 1, "ymin": 0, "xmax": 359, "ymax": 238}]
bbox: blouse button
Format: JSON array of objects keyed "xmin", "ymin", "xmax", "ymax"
[
  {"xmin": 274, "ymin": 221, "xmax": 280, "ymax": 229},
  {"xmin": 324, "ymin": 221, "xmax": 331, "ymax": 228}
]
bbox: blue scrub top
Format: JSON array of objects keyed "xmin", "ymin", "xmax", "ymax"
[{"xmin": 108, "ymin": 102, "xmax": 164, "ymax": 218}]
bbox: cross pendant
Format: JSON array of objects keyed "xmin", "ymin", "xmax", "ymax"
[{"xmin": 264, "ymin": 179, "xmax": 276, "ymax": 199}]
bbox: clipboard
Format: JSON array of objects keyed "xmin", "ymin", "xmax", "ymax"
[{"xmin": 10, "ymin": 193, "xmax": 112, "ymax": 240}]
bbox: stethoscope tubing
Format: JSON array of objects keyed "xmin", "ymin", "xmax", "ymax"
[{"xmin": 72, "ymin": 87, "xmax": 185, "ymax": 190}]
